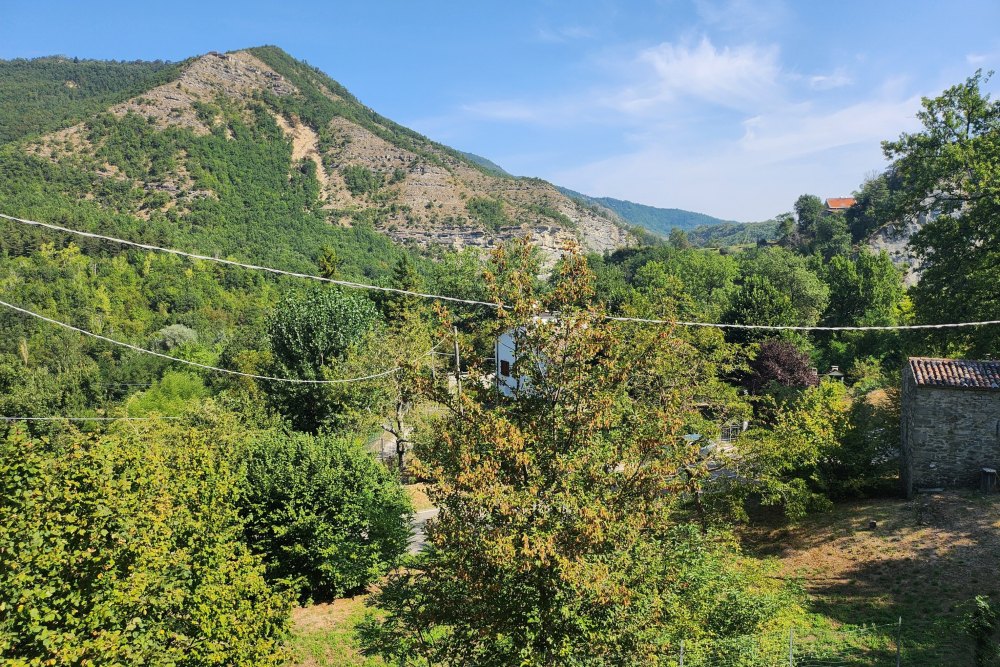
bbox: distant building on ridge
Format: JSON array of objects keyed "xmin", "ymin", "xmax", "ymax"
[{"xmin": 824, "ymin": 197, "xmax": 856, "ymax": 213}]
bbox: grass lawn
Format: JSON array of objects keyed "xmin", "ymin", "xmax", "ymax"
[
  {"xmin": 745, "ymin": 490, "xmax": 1000, "ymax": 664},
  {"xmin": 286, "ymin": 594, "xmax": 383, "ymax": 667}
]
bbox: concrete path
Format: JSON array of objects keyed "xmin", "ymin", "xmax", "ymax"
[{"xmin": 408, "ymin": 508, "xmax": 439, "ymax": 554}]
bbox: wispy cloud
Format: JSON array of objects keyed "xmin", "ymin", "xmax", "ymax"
[
  {"xmin": 618, "ymin": 37, "xmax": 782, "ymax": 112},
  {"xmin": 534, "ymin": 24, "xmax": 595, "ymax": 44},
  {"xmin": 552, "ymin": 94, "xmax": 923, "ymax": 220},
  {"xmin": 808, "ymin": 69, "xmax": 853, "ymax": 90},
  {"xmin": 463, "ymin": 36, "xmax": 784, "ymax": 124},
  {"xmin": 694, "ymin": 0, "xmax": 789, "ymax": 36},
  {"xmin": 451, "ymin": 32, "xmax": 926, "ymax": 220}
]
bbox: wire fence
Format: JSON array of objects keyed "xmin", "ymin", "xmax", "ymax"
[{"xmin": 665, "ymin": 619, "xmax": 977, "ymax": 666}]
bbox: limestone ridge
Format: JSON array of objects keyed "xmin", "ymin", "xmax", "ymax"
[{"xmin": 26, "ymin": 47, "xmax": 634, "ymax": 260}]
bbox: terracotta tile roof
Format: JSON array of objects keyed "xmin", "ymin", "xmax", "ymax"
[
  {"xmin": 825, "ymin": 197, "xmax": 856, "ymax": 210},
  {"xmin": 909, "ymin": 357, "xmax": 1000, "ymax": 390}
]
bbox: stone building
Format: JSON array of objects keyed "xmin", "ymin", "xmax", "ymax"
[{"xmin": 900, "ymin": 357, "xmax": 1000, "ymax": 497}]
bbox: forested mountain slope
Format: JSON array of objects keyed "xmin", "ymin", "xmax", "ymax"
[
  {"xmin": 0, "ymin": 47, "xmax": 632, "ymax": 270},
  {"xmin": 0, "ymin": 56, "xmax": 183, "ymax": 144}
]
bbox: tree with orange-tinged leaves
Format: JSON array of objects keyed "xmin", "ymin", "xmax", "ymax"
[{"xmin": 360, "ymin": 240, "xmax": 799, "ymax": 666}]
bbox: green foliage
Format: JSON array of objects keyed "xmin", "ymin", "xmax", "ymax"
[
  {"xmin": 0, "ymin": 56, "xmax": 182, "ymax": 145},
  {"xmin": 965, "ymin": 596, "xmax": 1000, "ymax": 667},
  {"xmin": 125, "ymin": 370, "xmax": 208, "ymax": 416},
  {"xmin": 687, "ymin": 220, "xmax": 780, "ymax": 247},
  {"xmin": 0, "ymin": 421, "xmax": 292, "ymax": 665},
  {"xmin": 269, "ymin": 286, "xmax": 378, "ymax": 374},
  {"xmin": 737, "ymin": 247, "xmax": 829, "ymax": 326},
  {"xmin": 239, "ymin": 431, "xmax": 412, "ymax": 603},
  {"xmin": 342, "ymin": 165, "xmax": 384, "ymax": 197},
  {"xmin": 722, "ymin": 274, "xmax": 797, "ymax": 344},
  {"xmin": 557, "ymin": 186, "xmax": 736, "ymax": 234},
  {"xmin": 881, "ymin": 70, "xmax": 1000, "ymax": 356},
  {"xmin": 794, "ymin": 194, "xmax": 825, "ymax": 236},
  {"xmin": 266, "ymin": 286, "xmax": 381, "ymax": 432},
  {"xmin": 721, "ymin": 380, "xmax": 853, "ymax": 520},
  {"xmin": 846, "ymin": 171, "xmax": 899, "ymax": 241},
  {"xmin": 361, "ymin": 244, "xmax": 799, "ymax": 665},
  {"xmin": 465, "ymin": 196, "xmax": 509, "ymax": 230}
]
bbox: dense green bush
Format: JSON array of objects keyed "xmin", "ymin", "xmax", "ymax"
[
  {"xmin": 239, "ymin": 431, "xmax": 412, "ymax": 602},
  {"xmin": 0, "ymin": 422, "xmax": 292, "ymax": 665},
  {"xmin": 265, "ymin": 286, "xmax": 383, "ymax": 432},
  {"xmin": 465, "ymin": 196, "xmax": 509, "ymax": 230},
  {"xmin": 342, "ymin": 164, "xmax": 384, "ymax": 196}
]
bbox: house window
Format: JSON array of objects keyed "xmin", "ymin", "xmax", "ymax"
[{"xmin": 499, "ymin": 360, "xmax": 511, "ymax": 377}]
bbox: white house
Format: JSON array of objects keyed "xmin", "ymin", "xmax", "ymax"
[{"xmin": 495, "ymin": 313, "xmax": 558, "ymax": 397}]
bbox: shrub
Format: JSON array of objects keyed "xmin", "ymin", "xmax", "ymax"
[
  {"xmin": 465, "ymin": 196, "xmax": 508, "ymax": 230},
  {"xmin": 239, "ymin": 431, "xmax": 412, "ymax": 602},
  {"xmin": 342, "ymin": 164, "xmax": 383, "ymax": 196},
  {"xmin": 0, "ymin": 423, "xmax": 291, "ymax": 666}
]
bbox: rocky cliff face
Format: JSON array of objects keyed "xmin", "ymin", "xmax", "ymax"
[
  {"xmin": 867, "ymin": 213, "xmax": 933, "ymax": 287},
  {"xmin": 27, "ymin": 49, "xmax": 634, "ymax": 262}
]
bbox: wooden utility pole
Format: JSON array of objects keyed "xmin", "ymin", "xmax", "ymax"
[{"xmin": 453, "ymin": 326, "xmax": 463, "ymax": 415}]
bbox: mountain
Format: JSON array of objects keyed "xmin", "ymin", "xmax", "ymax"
[
  {"xmin": 0, "ymin": 47, "xmax": 633, "ymax": 272},
  {"xmin": 458, "ymin": 151, "xmax": 512, "ymax": 177},
  {"xmin": 557, "ymin": 187, "xmax": 737, "ymax": 235}
]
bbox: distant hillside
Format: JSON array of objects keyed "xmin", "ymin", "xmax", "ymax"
[
  {"xmin": 0, "ymin": 56, "xmax": 183, "ymax": 144},
  {"xmin": 459, "ymin": 151, "xmax": 511, "ymax": 177},
  {"xmin": 687, "ymin": 220, "xmax": 779, "ymax": 247},
  {"xmin": 0, "ymin": 47, "xmax": 634, "ymax": 273},
  {"xmin": 557, "ymin": 187, "xmax": 736, "ymax": 234}
]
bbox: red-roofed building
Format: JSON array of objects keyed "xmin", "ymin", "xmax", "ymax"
[
  {"xmin": 900, "ymin": 357, "xmax": 1000, "ymax": 496},
  {"xmin": 825, "ymin": 197, "xmax": 856, "ymax": 212}
]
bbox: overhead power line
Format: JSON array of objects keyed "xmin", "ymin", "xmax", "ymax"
[
  {"xmin": 4, "ymin": 212, "xmax": 1000, "ymax": 332},
  {"xmin": 0, "ymin": 213, "xmax": 502, "ymax": 310},
  {"xmin": 0, "ymin": 416, "xmax": 178, "ymax": 421},
  {"xmin": 0, "ymin": 298, "xmax": 439, "ymax": 384},
  {"xmin": 603, "ymin": 314, "xmax": 1000, "ymax": 331}
]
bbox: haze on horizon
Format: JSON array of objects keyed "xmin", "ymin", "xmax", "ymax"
[{"xmin": 3, "ymin": 0, "xmax": 999, "ymax": 221}]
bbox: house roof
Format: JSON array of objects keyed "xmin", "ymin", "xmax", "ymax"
[
  {"xmin": 825, "ymin": 197, "xmax": 856, "ymax": 210},
  {"xmin": 908, "ymin": 357, "xmax": 1000, "ymax": 390}
]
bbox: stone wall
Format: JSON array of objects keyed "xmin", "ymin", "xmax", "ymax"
[{"xmin": 901, "ymin": 365, "xmax": 1000, "ymax": 497}]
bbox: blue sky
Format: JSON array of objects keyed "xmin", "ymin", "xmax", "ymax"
[{"xmin": 3, "ymin": 1, "xmax": 999, "ymax": 221}]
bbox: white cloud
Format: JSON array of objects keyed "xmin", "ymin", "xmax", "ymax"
[
  {"xmin": 463, "ymin": 36, "xmax": 784, "ymax": 124},
  {"xmin": 738, "ymin": 96, "xmax": 922, "ymax": 162},
  {"xmin": 534, "ymin": 24, "xmax": 595, "ymax": 43},
  {"xmin": 451, "ymin": 34, "xmax": 925, "ymax": 219},
  {"xmin": 808, "ymin": 69, "xmax": 853, "ymax": 90},
  {"xmin": 694, "ymin": 0, "xmax": 789, "ymax": 36},
  {"xmin": 551, "ymin": 95, "xmax": 924, "ymax": 221},
  {"xmin": 617, "ymin": 37, "xmax": 783, "ymax": 112}
]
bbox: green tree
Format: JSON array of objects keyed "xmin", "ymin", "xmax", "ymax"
[
  {"xmin": 360, "ymin": 244, "xmax": 799, "ymax": 665},
  {"xmin": 716, "ymin": 380, "xmax": 853, "ymax": 521},
  {"xmin": 737, "ymin": 247, "xmax": 830, "ymax": 326},
  {"xmin": 722, "ymin": 275, "xmax": 797, "ymax": 344},
  {"xmin": 811, "ymin": 213, "xmax": 852, "ymax": 261},
  {"xmin": 266, "ymin": 286, "xmax": 380, "ymax": 432},
  {"xmin": 881, "ymin": 70, "xmax": 1000, "ymax": 355},
  {"xmin": 668, "ymin": 227, "xmax": 691, "ymax": 249},
  {"xmin": 379, "ymin": 254, "xmax": 424, "ymax": 323},
  {"xmin": 794, "ymin": 193, "xmax": 825, "ymax": 239},
  {"xmin": 239, "ymin": 431, "xmax": 412, "ymax": 603},
  {"xmin": 845, "ymin": 171, "xmax": 898, "ymax": 242}
]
